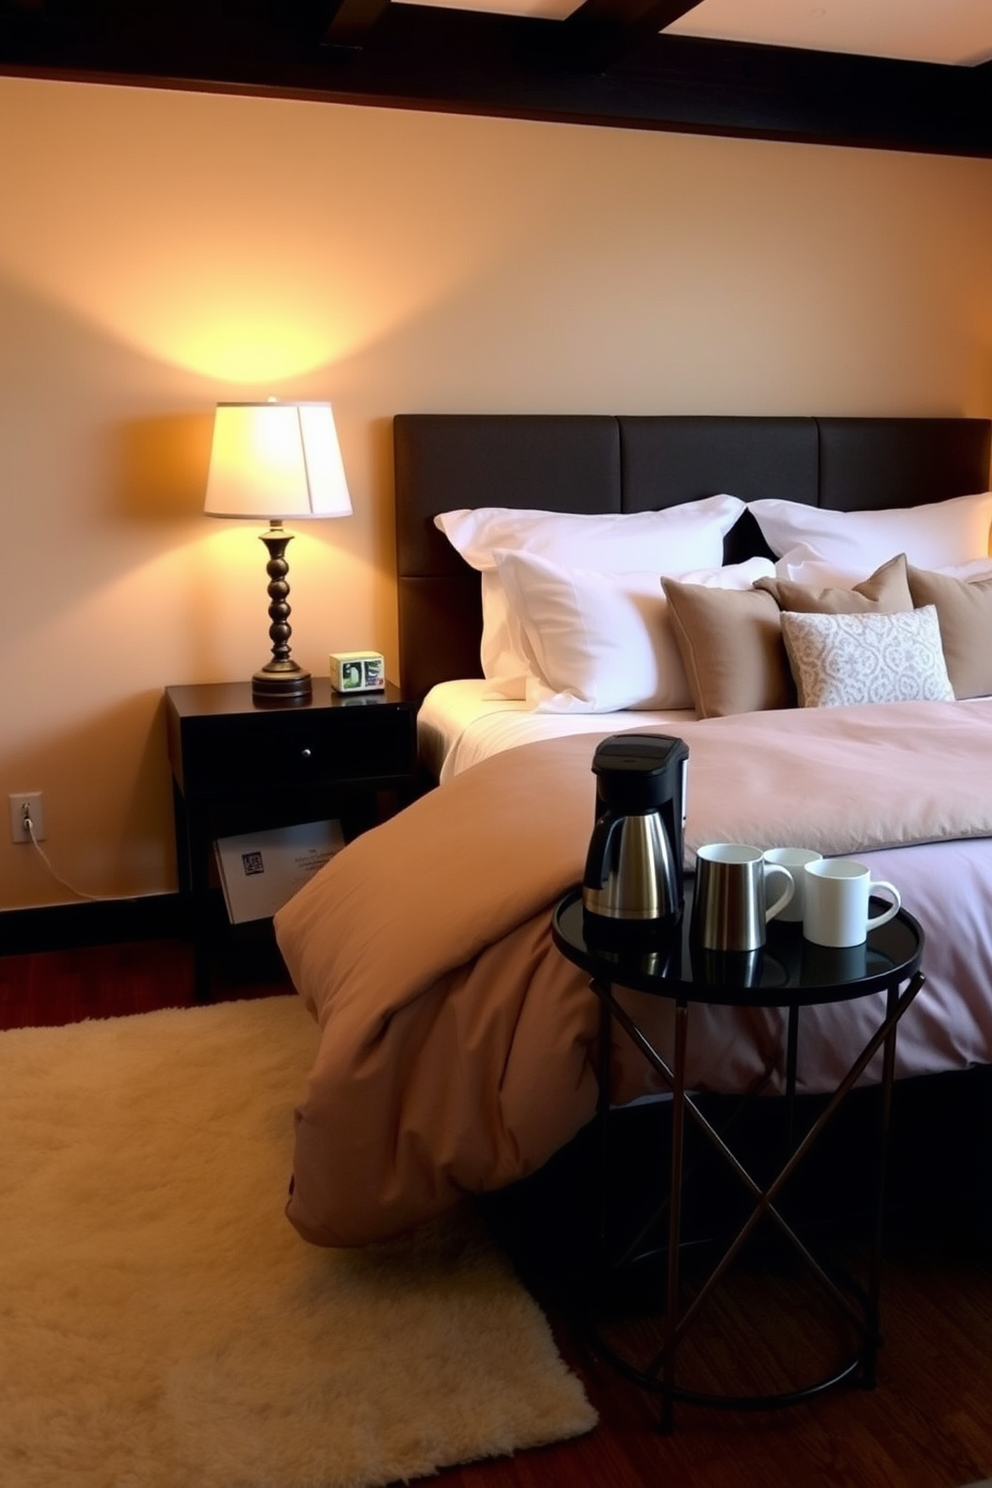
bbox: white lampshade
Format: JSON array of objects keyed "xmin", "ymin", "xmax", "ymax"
[{"xmin": 204, "ymin": 400, "xmax": 353, "ymax": 520}]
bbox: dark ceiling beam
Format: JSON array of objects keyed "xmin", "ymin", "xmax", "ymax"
[
  {"xmin": 1, "ymin": 3, "xmax": 991, "ymax": 159},
  {"xmin": 320, "ymin": 0, "xmax": 392, "ymax": 51},
  {"xmin": 562, "ymin": 0, "xmax": 704, "ymax": 73}
]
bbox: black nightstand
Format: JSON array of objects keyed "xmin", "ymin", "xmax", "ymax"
[{"xmin": 165, "ymin": 679, "xmax": 418, "ymax": 999}]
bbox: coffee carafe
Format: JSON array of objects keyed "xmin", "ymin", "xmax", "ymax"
[{"xmin": 582, "ymin": 733, "xmax": 689, "ymax": 938}]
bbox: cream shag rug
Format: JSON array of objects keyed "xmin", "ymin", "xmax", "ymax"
[{"xmin": 0, "ymin": 995, "xmax": 595, "ymax": 1488}]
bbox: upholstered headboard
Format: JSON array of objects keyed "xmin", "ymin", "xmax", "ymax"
[{"xmin": 394, "ymin": 414, "xmax": 992, "ymax": 700}]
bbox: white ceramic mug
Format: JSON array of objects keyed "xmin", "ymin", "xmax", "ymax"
[
  {"xmin": 803, "ymin": 858, "xmax": 901, "ymax": 948},
  {"xmin": 762, "ymin": 848, "xmax": 823, "ymax": 923}
]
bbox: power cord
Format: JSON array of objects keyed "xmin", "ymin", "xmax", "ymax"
[{"xmin": 21, "ymin": 805, "xmax": 104, "ymax": 903}]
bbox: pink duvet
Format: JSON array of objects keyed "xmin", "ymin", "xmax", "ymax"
[{"xmin": 275, "ymin": 699, "xmax": 992, "ymax": 1246}]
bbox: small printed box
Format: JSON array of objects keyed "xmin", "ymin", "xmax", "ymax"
[{"xmin": 330, "ymin": 651, "xmax": 385, "ymax": 694}]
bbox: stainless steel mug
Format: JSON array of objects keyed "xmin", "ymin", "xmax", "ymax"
[{"xmin": 691, "ymin": 843, "xmax": 794, "ymax": 952}]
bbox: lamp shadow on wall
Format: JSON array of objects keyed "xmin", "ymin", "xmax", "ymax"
[
  {"xmin": 0, "ymin": 269, "xmax": 217, "ymax": 527},
  {"xmin": 113, "ymin": 412, "xmax": 215, "ymax": 521}
]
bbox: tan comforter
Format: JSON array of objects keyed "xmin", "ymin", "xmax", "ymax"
[{"xmin": 275, "ymin": 699, "xmax": 992, "ymax": 1246}]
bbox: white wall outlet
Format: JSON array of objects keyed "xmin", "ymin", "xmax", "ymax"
[{"xmin": 9, "ymin": 792, "xmax": 45, "ymax": 844}]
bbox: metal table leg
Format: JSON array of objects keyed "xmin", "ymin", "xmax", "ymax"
[{"xmin": 587, "ymin": 968, "xmax": 926, "ymax": 1429}]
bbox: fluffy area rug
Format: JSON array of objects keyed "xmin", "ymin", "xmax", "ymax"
[{"xmin": 0, "ymin": 995, "xmax": 595, "ymax": 1488}]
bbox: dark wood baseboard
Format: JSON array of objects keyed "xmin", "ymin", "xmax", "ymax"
[{"xmin": 0, "ymin": 893, "xmax": 186, "ymax": 956}]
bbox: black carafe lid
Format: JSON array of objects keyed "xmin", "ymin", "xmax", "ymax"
[{"xmin": 591, "ymin": 734, "xmax": 688, "ymax": 813}]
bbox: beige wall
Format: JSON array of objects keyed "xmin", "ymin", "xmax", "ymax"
[{"xmin": 2, "ymin": 75, "xmax": 992, "ymax": 911}]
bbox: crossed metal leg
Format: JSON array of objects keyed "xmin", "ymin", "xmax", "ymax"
[{"xmin": 589, "ymin": 969, "xmax": 926, "ymax": 1433}]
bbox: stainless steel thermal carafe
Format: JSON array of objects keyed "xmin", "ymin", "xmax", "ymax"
[{"xmin": 582, "ymin": 733, "xmax": 688, "ymax": 937}]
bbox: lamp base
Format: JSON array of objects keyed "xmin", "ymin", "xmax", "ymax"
[
  {"xmin": 252, "ymin": 660, "xmax": 312, "ymax": 703},
  {"xmin": 250, "ymin": 525, "xmax": 312, "ymax": 704}
]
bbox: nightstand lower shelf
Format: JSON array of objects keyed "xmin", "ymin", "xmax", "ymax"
[{"xmin": 165, "ymin": 680, "xmax": 418, "ymax": 999}]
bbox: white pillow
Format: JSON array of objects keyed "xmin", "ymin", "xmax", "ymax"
[
  {"xmin": 774, "ymin": 543, "xmax": 861, "ymax": 588},
  {"xmin": 776, "ymin": 542, "xmax": 992, "ymax": 589},
  {"xmin": 750, "ymin": 491, "xmax": 992, "ymax": 573},
  {"xmin": 435, "ymin": 497, "xmax": 746, "ymax": 691},
  {"xmin": 493, "ymin": 551, "xmax": 775, "ymax": 714},
  {"xmin": 780, "ymin": 605, "xmax": 955, "ymax": 708},
  {"xmin": 933, "ymin": 557, "xmax": 992, "ymax": 581}
]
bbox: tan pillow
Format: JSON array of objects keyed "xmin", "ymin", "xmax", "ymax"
[
  {"xmin": 663, "ymin": 583, "xmax": 793, "ymax": 718},
  {"xmin": 754, "ymin": 552, "xmax": 914, "ymax": 613},
  {"xmin": 907, "ymin": 565, "xmax": 992, "ymax": 699},
  {"xmin": 664, "ymin": 554, "xmax": 915, "ymax": 719}
]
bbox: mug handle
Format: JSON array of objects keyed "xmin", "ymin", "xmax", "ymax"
[
  {"xmin": 867, "ymin": 880, "xmax": 901, "ymax": 931},
  {"xmin": 764, "ymin": 863, "xmax": 795, "ymax": 922}
]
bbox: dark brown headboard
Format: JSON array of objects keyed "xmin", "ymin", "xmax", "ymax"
[{"xmin": 394, "ymin": 414, "xmax": 992, "ymax": 700}]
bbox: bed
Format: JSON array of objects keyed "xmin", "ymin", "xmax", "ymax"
[{"xmin": 275, "ymin": 414, "xmax": 992, "ymax": 1257}]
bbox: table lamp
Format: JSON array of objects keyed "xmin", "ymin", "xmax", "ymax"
[{"xmin": 204, "ymin": 399, "xmax": 352, "ymax": 702}]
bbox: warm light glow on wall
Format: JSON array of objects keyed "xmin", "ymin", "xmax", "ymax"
[
  {"xmin": 175, "ymin": 315, "xmax": 334, "ymax": 384},
  {"xmin": 0, "ymin": 207, "xmax": 482, "ymax": 384},
  {"xmin": 104, "ymin": 263, "xmax": 367, "ymax": 380},
  {"xmin": 0, "ymin": 83, "xmax": 522, "ymax": 383}
]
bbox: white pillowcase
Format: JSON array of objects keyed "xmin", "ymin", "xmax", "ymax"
[
  {"xmin": 751, "ymin": 490, "xmax": 992, "ymax": 573},
  {"xmin": 776, "ymin": 541, "xmax": 992, "ymax": 589},
  {"xmin": 780, "ymin": 605, "xmax": 955, "ymax": 708},
  {"xmin": 434, "ymin": 497, "xmax": 746, "ymax": 693},
  {"xmin": 774, "ymin": 543, "xmax": 863, "ymax": 588},
  {"xmin": 493, "ymin": 552, "xmax": 775, "ymax": 713}
]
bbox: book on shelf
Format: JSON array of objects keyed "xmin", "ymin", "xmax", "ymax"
[{"xmin": 214, "ymin": 819, "xmax": 345, "ymax": 924}]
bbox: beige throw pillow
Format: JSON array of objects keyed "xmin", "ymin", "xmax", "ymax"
[
  {"xmin": 754, "ymin": 552, "xmax": 914, "ymax": 614},
  {"xmin": 906, "ymin": 565, "xmax": 992, "ymax": 699},
  {"xmin": 664, "ymin": 553, "xmax": 914, "ymax": 719},
  {"xmin": 662, "ymin": 583, "xmax": 789, "ymax": 718}
]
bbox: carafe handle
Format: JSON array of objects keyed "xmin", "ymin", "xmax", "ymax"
[{"xmin": 583, "ymin": 812, "xmax": 620, "ymax": 890}]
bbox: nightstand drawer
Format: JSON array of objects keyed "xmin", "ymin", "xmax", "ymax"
[
  {"xmin": 165, "ymin": 682, "xmax": 418, "ymax": 799},
  {"xmin": 176, "ymin": 707, "xmax": 415, "ymax": 793},
  {"xmin": 207, "ymin": 711, "xmax": 409, "ymax": 790}
]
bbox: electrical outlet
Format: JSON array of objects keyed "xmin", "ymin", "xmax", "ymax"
[{"xmin": 9, "ymin": 792, "xmax": 45, "ymax": 844}]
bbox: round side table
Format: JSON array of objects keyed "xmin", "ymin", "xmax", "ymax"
[{"xmin": 552, "ymin": 878, "xmax": 925, "ymax": 1433}]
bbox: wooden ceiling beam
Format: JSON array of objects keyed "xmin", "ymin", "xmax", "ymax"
[
  {"xmin": 319, "ymin": 0, "xmax": 392, "ymax": 51},
  {"xmin": 0, "ymin": 3, "xmax": 990, "ymax": 160},
  {"xmin": 562, "ymin": 0, "xmax": 704, "ymax": 73}
]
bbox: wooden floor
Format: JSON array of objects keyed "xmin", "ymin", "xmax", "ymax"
[{"xmin": 3, "ymin": 938, "xmax": 992, "ymax": 1488}]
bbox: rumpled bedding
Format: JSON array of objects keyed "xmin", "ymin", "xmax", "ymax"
[{"xmin": 275, "ymin": 699, "xmax": 992, "ymax": 1246}]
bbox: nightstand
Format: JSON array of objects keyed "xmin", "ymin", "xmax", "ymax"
[{"xmin": 165, "ymin": 680, "xmax": 418, "ymax": 1000}]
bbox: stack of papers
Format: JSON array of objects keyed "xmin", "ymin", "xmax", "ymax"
[{"xmin": 214, "ymin": 819, "xmax": 345, "ymax": 924}]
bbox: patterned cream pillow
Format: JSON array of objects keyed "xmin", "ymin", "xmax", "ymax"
[{"xmin": 780, "ymin": 605, "xmax": 955, "ymax": 708}]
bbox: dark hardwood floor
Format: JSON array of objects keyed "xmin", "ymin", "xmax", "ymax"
[
  {"xmin": 0, "ymin": 934, "xmax": 294, "ymax": 1028},
  {"xmin": 2, "ymin": 937, "xmax": 992, "ymax": 1488}
]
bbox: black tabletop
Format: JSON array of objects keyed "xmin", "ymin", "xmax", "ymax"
[
  {"xmin": 165, "ymin": 680, "xmax": 407, "ymax": 719},
  {"xmin": 552, "ymin": 879, "xmax": 924, "ymax": 1009}
]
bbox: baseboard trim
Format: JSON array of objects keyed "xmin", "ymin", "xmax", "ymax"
[{"xmin": 0, "ymin": 894, "xmax": 187, "ymax": 955}]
